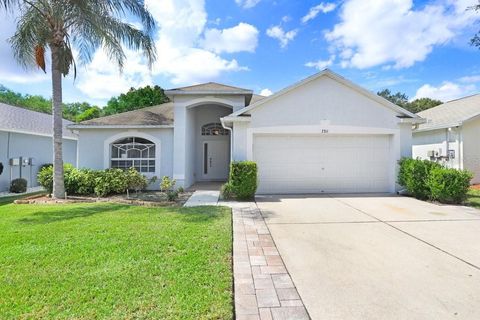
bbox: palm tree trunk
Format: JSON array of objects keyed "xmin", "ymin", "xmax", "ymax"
[{"xmin": 51, "ymin": 45, "xmax": 65, "ymax": 199}]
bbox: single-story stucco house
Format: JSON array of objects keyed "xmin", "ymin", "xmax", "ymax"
[
  {"xmin": 0, "ymin": 103, "xmax": 77, "ymax": 192},
  {"xmin": 69, "ymin": 70, "xmax": 424, "ymax": 194},
  {"xmin": 412, "ymin": 94, "xmax": 480, "ymax": 184}
]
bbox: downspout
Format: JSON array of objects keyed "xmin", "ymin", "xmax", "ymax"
[{"xmin": 221, "ymin": 118, "xmax": 234, "ymax": 162}]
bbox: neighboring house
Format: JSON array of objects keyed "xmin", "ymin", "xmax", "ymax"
[
  {"xmin": 0, "ymin": 103, "xmax": 78, "ymax": 192},
  {"xmin": 412, "ymin": 94, "xmax": 480, "ymax": 184},
  {"xmin": 70, "ymin": 70, "xmax": 423, "ymax": 194}
]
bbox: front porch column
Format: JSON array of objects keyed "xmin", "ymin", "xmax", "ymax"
[{"xmin": 173, "ymin": 105, "xmax": 187, "ymax": 188}]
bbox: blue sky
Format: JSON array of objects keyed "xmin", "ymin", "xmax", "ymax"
[{"xmin": 0, "ymin": 0, "xmax": 479, "ymax": 106}]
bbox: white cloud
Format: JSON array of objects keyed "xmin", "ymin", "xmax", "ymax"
[
  {"xmin": 302, "ymin": 2, "xmax": 337, "ymax": 23},
  {"xmin": 459, "ymin": 75, "xmax": 480, "ymax": 83},
  {"xmin": 325, "ymin": 0, "xmax": 479, "ymax": 69},
  {"xmin": 260, "ymin": 88, "xmax": 273, "ymax": 96},
  {"xmin": 202, "ymin": 23, "xmax": 259, "ymax": 54},
  {"xmin": 266, "ymin": 26, "xmax": 298, "ymax": 48},
  {"xmin": 76, "ymin": 48, "xmax": 153, "ymax": 100},
  {"xmin": 305, "ymin": 55, "xmax": 335, "ymax": 70},
  {"xmin": 413, "ymin": 81, "xmax": 477, "ymax": 102},
  {"xmin": 235, "ymin": 0, "xmax": 260, "ymax": 9}
]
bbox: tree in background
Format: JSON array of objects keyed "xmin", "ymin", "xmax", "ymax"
[
  {"xmin": 0, "ymin": 85, "xmax": 98, "ymax": 121},
  {"xmin": 1, "ymin": 0, "xmax": 156, "ymax": 199},
  {"xmin": 408, "ymin": 97, "xmax": 443, "ymax": 113},
  {"xmin": 471, "ymin": 3, "xmax": 480, "ymax": 48},
  {"xmin": 103, "ymin": 85, "xmax": 169, "ymax": 116},
  {"xmin": 377, "ymin": 89, "xmax": 442, "ymax": 114},
  {"xmin": 76, "ymin": 106, "xmax": 102, "ymax": 122}
]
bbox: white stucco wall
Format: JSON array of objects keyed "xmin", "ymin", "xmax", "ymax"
[
  {"xmin": 412, "ymin": 128, "xmax": 461, "ymax": 170},
  {"xmin": 76, "ymin": 128, "xmax": 173, "ymax": 189},
  {"xmin": 173, "ymin": 96, "xmax": 238, "ymax": 188},
  {"xmin": 462, "ymin": 118, "xmax": 480, "ymax": 184},
  {"xmin": 230, "ymin": 75, "xmax": 413, "ymax": 193},
  {"xmin": 0, "ymin": 130, "xmax": 77, "ymax": 191}
]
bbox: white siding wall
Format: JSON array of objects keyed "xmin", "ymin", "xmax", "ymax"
[
  {"xmin": 0, "ymin": 131, "xmax": 77, "ymax": 191},
  {"xmin": 77, "ymin": 128, "xmax": 173, "ymax": 189},
  {"xmin": 233, "ymin": 121, "xmax": 248, "ymax": 161},
  {"xmin": 463, "ymin": 118, "xmax": 480, "ymax": 184}
]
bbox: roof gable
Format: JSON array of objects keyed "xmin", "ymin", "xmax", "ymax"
[
  {"xmin": 166, "ymin": 82, "xmax": 252, "ymax": 94},
  {"xmin": 227, "ymin": 69, "xmax": 423, "ymax": 122}
]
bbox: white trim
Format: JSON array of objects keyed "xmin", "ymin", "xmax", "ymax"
[
  {"xmin": 165, "ymin": 90, "xmax": 252, "ymax": 96},
  {"xmin": 103, "ymin": 131, "xmax": 161, "ymax": 178},
  {"xmin": 228, "ymin": 69, "xmax": 422, "ymax": 120},
  {"xmin": 0, "ymin": 128, "xmax": 78, "ymax": 140},
  {"xmin": 182, "ymin": 97, "xmax": 235, "ymax": 109},
  {"xmin": 69, "ymin": 125, "xmax": 173, "ymax": 129},
  {"xmin": 414, "ymin": 122, "xmax": 462, "ymax": 133}
]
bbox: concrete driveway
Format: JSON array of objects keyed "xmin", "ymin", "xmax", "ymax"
[{"xmin": 256, "ymin": 194, "xmax": 480, "ymax": 320}]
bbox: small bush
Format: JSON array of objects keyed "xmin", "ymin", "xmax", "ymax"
[
  {"xmin": 220, "ymin": 183, "xmax": 234, "ymax": 200},
  {"xmin": 125, "ymin": 167, "xmax": 148, "ymax": 192},
  {"xmin": 94, "ymin": 169, "xmax": 128, "ymax": 197},
  {"xmin": 166, "ymin": 190, "xmax": 179, "ymax": 201},
  {"xmin": 398, "ymin": 158, "xmax": 441, "ymax": 200},
  {"xmin": 37, "ymin": 165, "xmax": 54, "ymax": 194},
  {"xmin": 160, "ymin": 176, "xmax": 176, "ymax": 192},
  {"xmin": 10, "ymin": 178, "xmax": 27, "ymax": 193},
  {"xmin": 228, "ymin": 161, "xmax": 258, "ymax": 200},
  {"xmin": 427, "ymin": 167, "xmax": 472, "ymax": 204},
  {"xmin": 177, "ymin": 187, "xmax": 185, "ymax": 193}
]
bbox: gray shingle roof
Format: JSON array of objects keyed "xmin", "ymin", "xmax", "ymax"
[
  {"xmin": 416, "ymin": 94, "xmax": 480, "ymax": 131},
  {"xmin": 0, "ymin": 102, "xmax": 77, "ymax": 139},
  {"xmin": 75, "ymin": 102, "xmax": 174, "ymax": 126}
]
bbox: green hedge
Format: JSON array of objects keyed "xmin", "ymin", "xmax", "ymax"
[
  {"xmin": 427, "ymin": 167, "xmax": 472, "ymax": 204},
  {"xmin": 222, "ymin": 161, "xmax": 258, "ymax": 201},
  {"xmin": 398, "ymin": 158, "xmax": 472, "ymax": 204},
  {"xmin": 37, "ymin": 164, "xmax": 148, "ymax": 197}
]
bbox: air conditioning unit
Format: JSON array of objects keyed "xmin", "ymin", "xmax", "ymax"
[{"xmin": 427, "ymin": 150, "xmax": 435, "ymax": 158}]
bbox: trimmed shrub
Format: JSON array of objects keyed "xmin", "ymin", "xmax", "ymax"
[
  {"xmin": 166, "ymin": 190, "xmax": 179, "ymax": 201},
  {"xmin": 220, "ymin": 182, "xmax": 234, "ymax": 200},
  {"xmin": 37, "ymin": 164, "xmax": 54, "ymax": 194},
  {"xmin": 427, "ymin": 167, "xmax": 472, "ymax": 204},
  {"xmin": 228, "ymin": 161, "xmax": 258, "ymax": 200},
  {"xmin": 94, "ymin": 169, "xmax": 128, "ymax": 197},
  {"xmin": 10, "ymin": 178, "xmax": 27, "ymax": 193},
  {"xmin": 398, "ymin": 158, "xmax": 441, "ymax": 200},
  {"xmin": 37, "ymin": 165, "xmax": 150, "ymax": 197},
  {"xmin": 125, "ymin": 167, "xmax": 149, "ymax": 192}
]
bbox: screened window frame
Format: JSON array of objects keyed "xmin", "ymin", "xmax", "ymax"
[{"xmin": 110, "ymin": 137, "xmax": 156, "ymax": 173}]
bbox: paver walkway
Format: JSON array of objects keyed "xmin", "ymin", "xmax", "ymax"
[{"xmin": 232, "ymin": 203, "xmax": 310, "ymax": 320}]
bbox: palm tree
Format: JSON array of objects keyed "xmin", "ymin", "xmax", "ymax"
[{"xmin": 1, "ymin": 0, "xmax": 156, "ymax": 198}]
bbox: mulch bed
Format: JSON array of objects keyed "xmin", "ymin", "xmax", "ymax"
[
  {"xmin": 14, "ymin": 191, "xmax": 193, "ymax": 207},
  {"xmin": 471, "ymin": 185, "xmax": 480, "ymax": 190}
]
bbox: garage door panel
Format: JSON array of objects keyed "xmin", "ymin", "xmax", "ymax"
[{"xmin": 254, "ymin": 134, "xmax": 392, "ymax": 194}]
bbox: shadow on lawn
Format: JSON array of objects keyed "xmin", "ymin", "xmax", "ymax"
[{"xmin": 17, "ymin": 204, "xmax": 129, "ymax": 225}]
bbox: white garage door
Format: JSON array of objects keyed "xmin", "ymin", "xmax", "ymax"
[{"xmin": 254, "ymin": 134, "xmax": 392, "ymax": 194}]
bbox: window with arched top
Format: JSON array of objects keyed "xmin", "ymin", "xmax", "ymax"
[
  {"xmin": 110, "ymin": 137, "xmax": 155, "ymax": 173},
  {"xmin": 201, "ymin": 123, "xmax": 229, "ymax": 136}
]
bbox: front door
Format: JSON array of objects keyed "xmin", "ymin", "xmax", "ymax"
[{"xmin": 202, "ymin": 140, "xmax": 229, "ymax": 180}]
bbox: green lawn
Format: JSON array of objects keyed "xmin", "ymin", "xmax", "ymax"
[
  {"xmin": 466, "ymin": 189, "xmax": 480, "ymax": 209},
  {"xmin": 0, "ymin": 200, "xmax": 232, "ymax": 319}
]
